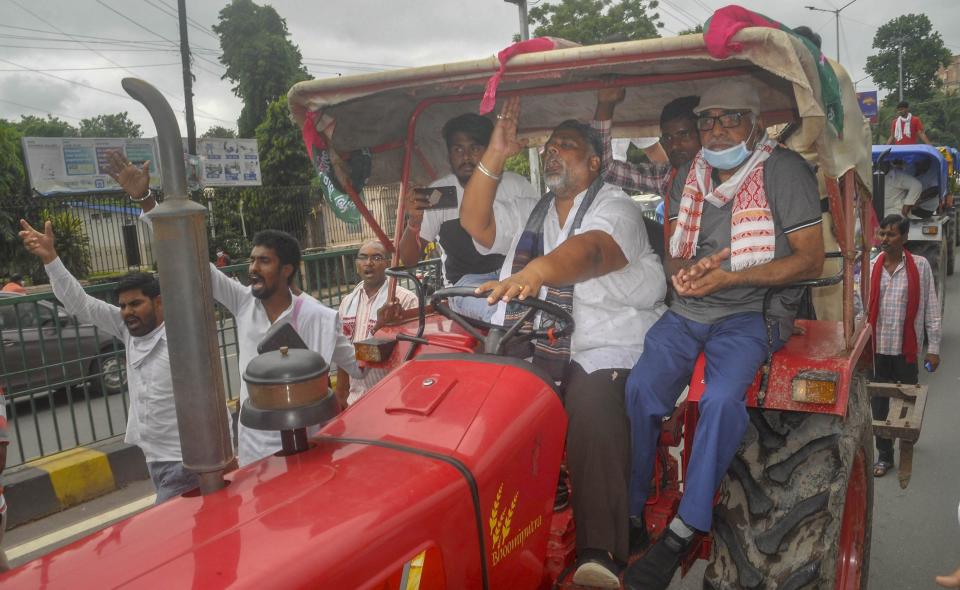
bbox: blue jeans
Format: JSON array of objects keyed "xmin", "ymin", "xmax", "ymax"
[
  {"xmin": 625, "ymin": 310, "xmax": 785, "ymax": 532},
  {"xmin": 147, "ymin": 461, "xmax": 200, "ymax": 504},
  {"xmin": 448, "ymin": 271, "xmax": 500, "ymax": 323}
]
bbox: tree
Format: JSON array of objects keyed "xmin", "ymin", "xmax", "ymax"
[
  {"xmin": 202, "ymin": 125, "xmax": 238, "ymax": 139},
  {"xmin": 679, "ymin": 24, "xmax": 704, "ymax": 36},
  {"xmin": 528, "ymin": 0, "xmax": 663, "ymax": 45},
  {"xmin": 255, "ymin": 96, "xmax": 313, "ymax": 187},
  {"xmin": 864, "ymin": 14, "xmax": 952, "ymax": 104},
  {"xmin": 14, "ymin": 115, "xmax": 79, "ymax": 137},
  {"xmin": 0, "ymin": 120, "xmax": 26, "ymax": 198},
  {"xmin": 79, "ymin": 112, "xmax": 142, "ymax": 138},
  {"xmin": 213, "ymin": 0, "xmax": 311, "ymax": 137}
]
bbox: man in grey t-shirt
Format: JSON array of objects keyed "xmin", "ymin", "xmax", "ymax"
[{"xmin": 623, "ymin": 82, "xmax": 824, "ymax": 590}]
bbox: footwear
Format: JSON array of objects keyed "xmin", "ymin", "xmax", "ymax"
[
  {"xmin": 629, "ymin": 515, "xmax": 649, "ymax": 554},
  {"xmin": 572, "ymin": 548, "xmax": 623, "ymax": 589},
  {"xmin": 623, "ymin": 528, "xmax": 692, "ymax": 590},
  {"xmin": 873, "ymin": 460, "xmax": 892, "ymax": 478}
]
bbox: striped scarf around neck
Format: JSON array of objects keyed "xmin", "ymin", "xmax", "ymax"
[{"xmin": 504, "ymin": 177, "xmax": 605, "ymax": 380}]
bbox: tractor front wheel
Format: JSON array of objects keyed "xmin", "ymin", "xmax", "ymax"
[{"xmin": 703, "ymin": 374, "xmax": 873, "ymax": 589}]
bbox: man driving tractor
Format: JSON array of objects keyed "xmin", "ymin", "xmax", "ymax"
[
  {"xmin": 459, "ymin": 96, "xmax": 667, "ymax": 589},
  {"xmin": 623, "ymin": 80, "xmax": 825, "ymax": 590}
]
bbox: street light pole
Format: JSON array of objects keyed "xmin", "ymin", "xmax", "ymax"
[
  {"xmin": 503, "ymin": 0, "xmax": 542, "ymax": 192},
  {"xmin": 804, "ymin": 0, "xmax": 860, "ymax": 63}
]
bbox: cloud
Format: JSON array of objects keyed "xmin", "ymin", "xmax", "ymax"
[{"xmin": 1, "ymin": 0, "xmax": 957, "ymax": 138}]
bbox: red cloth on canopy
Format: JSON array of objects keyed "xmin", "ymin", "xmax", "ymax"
[{"xmin": 479, "ymin": 37, "xmax": 578, "ymax": 114}]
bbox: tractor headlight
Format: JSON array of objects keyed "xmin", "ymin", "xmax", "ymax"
[
  {"xmin": 792, "ymin": 370, "xmax": 839, "ymax": 405},
  {"xmin": 922, "ymin": 226, "xmax": 939, "ymax": 236},
  {"xmin": 354, "ymin": 337, "xmax": 397, "ymax": 364}
]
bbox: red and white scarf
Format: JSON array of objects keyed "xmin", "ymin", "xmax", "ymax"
[
  {"xmin": 893, "ymin": 114, "xmax": 912, "ymax": 142},
  {"xmin": 669, "ymin": 137, "xmax": 778, "ymax": 271}
]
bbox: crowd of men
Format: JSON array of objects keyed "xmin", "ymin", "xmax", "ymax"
[{"xmin": 10, "ymin": 75, "xmax": 945, "ymax": 588}]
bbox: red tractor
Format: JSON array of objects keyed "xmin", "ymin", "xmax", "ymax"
[{"xmin": 2, "ymin": 25, "xmax": 899, "ymax": 589}]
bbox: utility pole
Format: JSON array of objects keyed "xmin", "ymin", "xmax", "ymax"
[
  {"xmin": 804, "ymin": 0, "xmax": 860, "ymax": 63},
  {"xmin": 503, "ymin": 0, "xmax": 541, "ymax": 192},
  {"xmin": 178, "ymin": 0, "xmax": 197, "ymax": 155},
  {"xmin": 898, "ymin": 43, "xmax": 904, "ymax": 102}
]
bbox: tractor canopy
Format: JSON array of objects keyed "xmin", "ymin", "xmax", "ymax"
[
  {"xmin": 872, "ymin": 144, "xmax": 949, "ymax": 202},
  {"xmin": 288, "ymin": 28, "xmax": 873, "ymax": 193}
]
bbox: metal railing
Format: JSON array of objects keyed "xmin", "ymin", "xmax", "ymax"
[
  {"xmin": 1, "ymin": 184, "xmax": 400, "ymax": 280},
  {"xmin": 0, "ymin": 247, "xmax": 366, "ymax": 467}
]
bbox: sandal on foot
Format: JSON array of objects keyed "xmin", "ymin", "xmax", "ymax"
[{"xmin": 873, "ymin": 461, "xmax": 892, "ymax": 477}]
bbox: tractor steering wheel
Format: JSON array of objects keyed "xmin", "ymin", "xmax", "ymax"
[{"xmin": 429, "ymin": 286, "xmax": 575, "ymax": 355}]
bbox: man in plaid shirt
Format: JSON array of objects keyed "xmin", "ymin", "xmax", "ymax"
[
  {"xmin": 591, "ymin": 89, "xmax": 702, "ymax": 199},
  {"xmin": 868, "ymin": 214, "xmax": 941, "ymax": 477}
]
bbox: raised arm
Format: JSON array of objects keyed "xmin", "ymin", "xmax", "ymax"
[
  {"xmin": 461, "ymin": 97, "xmax": 527, "ymax": 249},
  {"xmin": 19, "ymin": 219, "xmax": 125, "ymax": 338}
]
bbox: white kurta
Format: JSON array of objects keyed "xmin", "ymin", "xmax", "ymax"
[
  {"xmin": 208, "ymin": 266, "xmax": 361, "ymax": 466},
  {"xmin": 476, "ymin": 183, "xmax": 667, "ymax": 373},
  {"xmin": 45, "ymin": 258, "xmax": 180, "ymax": 463},
  {"xmin": 338, "ymin": 281, "xmax": 418, "ymax": 405}
]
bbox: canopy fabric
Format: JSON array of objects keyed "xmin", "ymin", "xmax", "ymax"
[{"xmin": 288, "ymin": 28, "xmax": 872, "ymax": 189}]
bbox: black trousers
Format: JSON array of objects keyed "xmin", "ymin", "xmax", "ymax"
[
  {"xmin": 871, "ymin": 353, "xmax": 919, "ymax": 464},
  {"xmin": 562, "ymin": 362, "xmax": 631, "ymax": 563}
]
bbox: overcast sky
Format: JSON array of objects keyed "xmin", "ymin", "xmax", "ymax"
[{"xmin": 1, "ymin": 0, "xmax": 958, "ymax": 139}]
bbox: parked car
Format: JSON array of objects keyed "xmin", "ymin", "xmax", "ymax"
[{"xmin": 0, "ymin": 293, "xmax": 126, "ymax": 401}]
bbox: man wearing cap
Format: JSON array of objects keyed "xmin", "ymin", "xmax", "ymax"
[
  {"xmin": 623, "ymin": 81, "xmax": 824, "ymax": 590},
  {"xmin": 885, "ymin": 101, "xmax": 931, "ymax": 146}
]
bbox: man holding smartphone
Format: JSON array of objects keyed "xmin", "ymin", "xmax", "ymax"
[{"xmin": 398, "ymin": 113, "xmax": 539, "ymax": 321}]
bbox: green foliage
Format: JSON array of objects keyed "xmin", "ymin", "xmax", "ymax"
[
  {"xmin": 213, "ymin": 0, "xmax": 311, "ymax": 137},
  {"xmin": 14, "ymin": 115, "xmax": 79, "ymax": 137},
  {"xmin": 864, "ymin": 14, "xmax": 952, "ymax": 103},
  {"xmin": 678, "ymin": 24, "xmax": 704, "ymax": 36},
  {"xmin": 504, "ymin": 150, "xmax": 531, "ymax": 179},
  {"xmin": 255, "ymin": 96, "xmax": 313, "ymax": 187},
  {"xmin": 42, "ymin": 209, "xmax": 91, "ymax": 281},
  {"xmin": 202, "ymin": 125, "xmax": 238, "ymax": 139},
  {"xmin": 528, "ymin": 0, "xmax": 663, "ymax": 45},
  {"xmin": 79, "ymin": 112, "xmax": 142, "ymax": 138},
  {"xmin": 0, "ymin": 120, "xmax": 27, "ymax": 198}
]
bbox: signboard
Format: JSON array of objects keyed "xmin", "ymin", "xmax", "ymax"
[
  {"xmin": 22, "ymin": 137, "xmax": 161, "ymax": 196},
  {"xmin": 856, "ymin": 91, "xmax": 878, "ymax": 124},
  {"xmin": 198, "ymin": 138, "xmax": 262, "ymax": 187}
]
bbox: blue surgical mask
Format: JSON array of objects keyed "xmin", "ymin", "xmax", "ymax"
[{"xmin": 701, "ymin": 141, "xmax": 751, "ymax": 170}]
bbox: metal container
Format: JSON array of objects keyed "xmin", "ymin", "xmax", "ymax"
[{"xmin": 243, "ymin": 346, "xmax": 330, "ymax": 410}]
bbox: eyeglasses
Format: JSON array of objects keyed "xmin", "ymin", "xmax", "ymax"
[
  {"xmin": 696, "ymin": 111, "xmax": 752, "ymax": 131},
  {"xmin": 357, "ymin": 254, "xmax": 386, "ymax": 263}
]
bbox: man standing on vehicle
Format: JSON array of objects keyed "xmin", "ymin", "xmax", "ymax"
[
  {"xmin": 886, "ymin": 101, "xmax": 931, "ymax": 145},
  {"xmin": 335, "ymin": 239, "xmax": 418, "ymax": 408},
  {"xmin": 622, "ymin": 81, "xmax": 824, "ymax": 590},
  {"xmin": 19, "ymin": 220, "xmax": 197, "ymax": 503},
  {"xmin": 461, "ymin": 97, "xmax": 666, "ymax": 588},
  {"xmin": 398, "ymin": 113, "xmax": 539, "ymax": 321},
  {"xmin": 107, "ymin": 153, "xmax": 362, "ymax": 466},
  {"xmin": 869, "ymin": 214, "xmax": 940, "ymax": 478}
]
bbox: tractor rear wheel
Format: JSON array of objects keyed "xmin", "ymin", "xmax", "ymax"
[{"xmin": 703, "ymin": 374, "xmax": 873, "ymax": 590}]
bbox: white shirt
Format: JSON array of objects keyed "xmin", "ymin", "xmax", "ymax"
[
  {"xmin": 209, "ymin": 266, "xmax": 361, "ymax": 466},
  {"xmin": 45, "ymin": 258, "xmax": 180, "ymax": 463},
  {"xmin": 477, "ymin": 183, "xmax": 667, "ymax": 373},
  {"xmin": 884, "ymin": 170, "xmax": 922, "ymax": 216},
  {"xmin": 338, "ymin": 281, "xmax": 418, "ymax": 405},
  {"xmin": 420, "ymin": 171, "xmax": 540, "ymax": 285}
]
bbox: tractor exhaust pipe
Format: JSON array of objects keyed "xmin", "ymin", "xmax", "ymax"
[{"xmin": 122, "ymin": 78, "xmax": 233, "ymax": 495}]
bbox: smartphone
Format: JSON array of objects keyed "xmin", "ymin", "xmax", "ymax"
[
  {"xmin": 257, "ymin": 322, "xmax": 308, "ymax": 354},
  {"xmin": 414, "ymin": 186, "xmax": 458, "ymax": 210}
]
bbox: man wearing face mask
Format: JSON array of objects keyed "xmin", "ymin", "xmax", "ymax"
[{"xmin": 622, "ymin": 81, "xmax": 824, "ymax": 590}]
